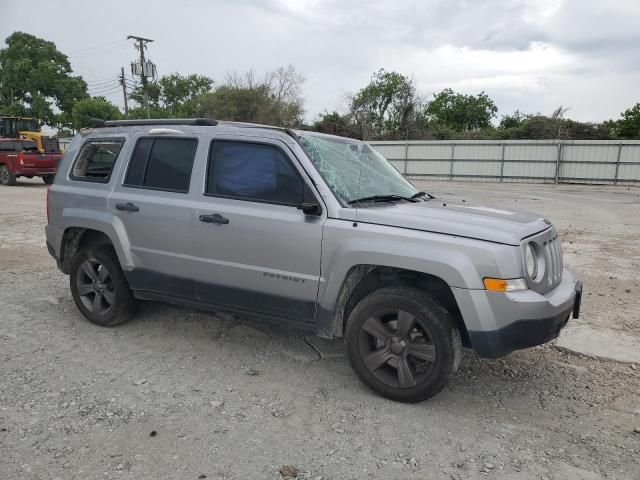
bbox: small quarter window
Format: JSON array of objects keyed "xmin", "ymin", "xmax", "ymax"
[
  {"xmin": 206, "ymin": 141, "xmax": 304, "ymax": 205},
  {"xmin": 71, "ymin": 139, "xmax": 124, "ymax": 182},
  {"xmin": 125, "ymin": 138, "xmax": 197, "ymax": 193}
]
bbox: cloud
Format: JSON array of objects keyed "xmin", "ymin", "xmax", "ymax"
[{"xmin": 1, "ymin": 0, "xmax": 638, "ymax": 123}]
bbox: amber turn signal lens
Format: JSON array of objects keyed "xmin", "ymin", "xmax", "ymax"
[
  {"xmin": 483, "ymin": 277, "xmax": 527, "ymax": 292},
  {"xmin": 483, "ymin": 278, "xmax": 508, "ymax": 292}
]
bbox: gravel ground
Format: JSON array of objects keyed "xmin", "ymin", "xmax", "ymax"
[{"xmin": 1, "ymin": 179, "xmax": 639, "ymax": 480}]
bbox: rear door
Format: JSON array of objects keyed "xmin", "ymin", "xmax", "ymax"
[
  {"xmin": 108, "ymin": 135, "xmax": 202, "ymax": 299},
  {"xmin": 190, "ymin": 136, "xmax": 325, "ymax": 325}
]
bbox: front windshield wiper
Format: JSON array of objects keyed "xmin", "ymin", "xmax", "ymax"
[
  {"xmin": 347, "ymin": 194, "xmax": 419, "ymax": 205},
  {"xmin": 410, "ymin": 191, "xmax": 433, "ymax": 199}
]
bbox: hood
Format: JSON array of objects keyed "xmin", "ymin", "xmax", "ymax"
[{"xmin": 343, "ymin": 200, "xmax": 550, "ymax": 245}]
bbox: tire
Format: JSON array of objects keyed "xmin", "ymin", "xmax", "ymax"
[
  {"xmin": 69, "ymin": 245, "xmax": 137, "ymax": 327},
  {"xmin": 42, "ymin": 175, "xmax": 55, "ymax": 185},
  {"xmin": 345, "ymin": 286, "xmax": 462, "ymax": 403},
  {"xmin": 0, "ymin": 165, "xmax": 16, "ymax": 186}
]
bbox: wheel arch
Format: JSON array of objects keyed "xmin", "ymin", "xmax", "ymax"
[
  {"xmin": 59, "ymin": 227, "xmax": 120, "ymax": 274},
  {"xmin": 318, "ymin": 264, "xmax": 470, "ymax": 347}
]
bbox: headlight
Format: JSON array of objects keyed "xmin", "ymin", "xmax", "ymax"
[{"xmin": 525, "ymin": 243, "xmax": 537, "ymax": 280}]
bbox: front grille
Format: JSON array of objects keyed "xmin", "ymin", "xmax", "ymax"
[
  {"xmin": 524, "ymin": 227, "xmax": 564, "ymax": 294},
  {"xmin": 42, "ymin": 136, "xmax": 60, "ymax": 153},
  {"xmin": 543, "ymin": 234, "xmax": 563, "ymax": 290}
]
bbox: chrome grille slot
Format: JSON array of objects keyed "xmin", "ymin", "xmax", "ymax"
[
  {"xmin": 544, "ymin": 241, "xmax": 553, "ymax": 288},
  {"xmin": 524, "ymin": 227, "xmax": 563, "ymax": 294}
]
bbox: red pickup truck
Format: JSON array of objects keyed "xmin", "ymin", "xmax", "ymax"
[{"xmin": 0, "ymin": 138, "xmax": 61, "ymax": 186}]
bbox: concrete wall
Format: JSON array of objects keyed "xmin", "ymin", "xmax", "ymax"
[{"xmin": 369, "ymin": 140, "xmax": 640, "ymax": 184}]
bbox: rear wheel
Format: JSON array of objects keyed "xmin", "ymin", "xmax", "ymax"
[
  {"xmin": 42, "ymin": 175, "xmax": 55, "ymax": 185},
  {"xmin": 70, "ymin": 245, "xmax": 136, "ymax": 326},
  {"xmin": 345, "ymin": 286, "xmax": 461, "ymax": 402},
  {"xmin": 0, "ymin": 165, "xmax": 16, "ymax": 186}
]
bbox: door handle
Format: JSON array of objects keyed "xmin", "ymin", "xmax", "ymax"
[
  {"xmin": 199, "ymin": 213, "xmax": 229, "ymax": 224},
  {"xmin": 115, "ymin": 202, "xmax": 140, "ymax": 212}
]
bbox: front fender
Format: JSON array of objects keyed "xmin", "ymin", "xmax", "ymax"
[{"xmin": 317, "ymin": 219, "xmax": 523, "ymax": 326}]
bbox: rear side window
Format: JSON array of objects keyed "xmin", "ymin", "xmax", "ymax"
[
  {"xmin": 0, "ymin": 141, "xmax": 15, "ymax": 151},
  {"xmin": 71, "ymin": 139, "xmax": 124, "ymax": 182},
  {"xmin": 206, "ymin": 141, "xmax": 304, "ymax": 205},
  {"xmin": 124, "ymin": 137, "xmax": 197, "ymax": 193}
]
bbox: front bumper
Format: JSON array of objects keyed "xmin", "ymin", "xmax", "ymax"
[{"xmin": 453, "ymin": 269, "xmax": 582, "ymax": 358}]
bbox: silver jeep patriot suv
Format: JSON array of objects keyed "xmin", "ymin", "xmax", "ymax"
[{"xmin": 45, "ymin": 118, "xmax": 582, "ymax": 402}]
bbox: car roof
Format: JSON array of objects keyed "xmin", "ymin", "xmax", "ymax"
[
  {"xmin": 83, "ymin": 118, "xmax": 293, "ymax": 142},
  {"xmin": 81, "ymin": 118, "xmax": 360, "ymax": 146}
]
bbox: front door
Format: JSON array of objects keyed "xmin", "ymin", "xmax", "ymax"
[{"xmin": 190, "ymin": 137, "xmax": 324, "ymax": 325}]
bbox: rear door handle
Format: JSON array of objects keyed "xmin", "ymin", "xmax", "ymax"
[
  {"xmin": 115, "ymin": 202, "xmax": 140, "ymax": 212},
  {"xmin": 199, "ymin": 213, "xmax": 229, "ymax": 224}
]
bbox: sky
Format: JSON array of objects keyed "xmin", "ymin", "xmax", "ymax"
[{"xmin": 1, "ymin": 0, "xmax": 639, "ymax": 124}]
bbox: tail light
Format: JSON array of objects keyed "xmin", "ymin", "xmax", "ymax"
[
  {"xmin": 18, "ymin": 153, "xmax": 24, "ymax": 165},
  {"xmin": 46, "ymin": 186, "xmax": 51, "ymax": 224}
]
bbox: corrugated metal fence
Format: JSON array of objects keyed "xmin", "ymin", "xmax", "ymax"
[{"xmin": 369, "ymin": 140, "xmax": 640, "ymax": 184}]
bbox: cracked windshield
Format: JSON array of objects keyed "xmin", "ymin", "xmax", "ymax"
[{"xmin": 298, "ymin": 133, "xmax": 418, "ymax": 205}]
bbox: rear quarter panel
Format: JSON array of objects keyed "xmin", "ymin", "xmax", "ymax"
[{"xmin": 46, "ymin": 132, "xmax": 135, "ymax": 267}]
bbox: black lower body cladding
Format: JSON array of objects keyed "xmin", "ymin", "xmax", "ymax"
[
  {"xmin": 468, "ymin": 281, "xmax": 582, "ymax": 359},
  {"xmin": 467, "ymin": 307, "xmax": 570, "ymax": 358}
]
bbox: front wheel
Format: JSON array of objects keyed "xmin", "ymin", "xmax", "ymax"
[
  {"xmin": 0, "ymin": 165, "xmax": 16, "ymax": 186},
  {"xmin": 42, "ymin": 175, "xmax": 55, "ymax": 185},
  {"xmin": 345, "ymin": 286, "xmax": 462, "ymax": 402},
  {"xmin": 69, "ymin": 245, "xmax": 137, "ymax": 327}
]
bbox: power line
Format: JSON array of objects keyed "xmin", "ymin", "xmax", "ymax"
[
  {"xmin": 89, "ymin": 85, "xmax": 123, "ymax": 96},
  {"xmin": 66, "ymin": 39, "xmax": 128, "ymax": 56},
  {"xmin": 85, "ymin": 78, "xmax": 121, "ymax": 88},
  {"xmin": 84, "ymin": 74, "xmax": 122, "ymax": 83},
  {"xmin": 69, "ymin": 44, "xmax": 131, "ymax": 61},
  {"xmin": 87, "ymin": 79, "xmax": 121, "ymax": 89},
  {"xmin": 89, "ymin": 83, "xmax": 121, "ymax": 92}
]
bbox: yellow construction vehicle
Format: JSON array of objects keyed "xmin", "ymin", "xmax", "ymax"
[{"xmin": 0, "ymin": 115, "xmax": 61, "ymax": 153}]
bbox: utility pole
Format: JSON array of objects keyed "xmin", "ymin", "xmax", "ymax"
[
  {"xmin": 120, "ymin": 67, "xmax": 129, "ymax": 118},
  {"xmin": 127, "ymin": 35, "xmax": 154, "ymax": 119}
]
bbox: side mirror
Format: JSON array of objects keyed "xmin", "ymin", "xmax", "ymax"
[{"xmin": 297, "ymin": 202, "xmax": 322, "ymax": 216}]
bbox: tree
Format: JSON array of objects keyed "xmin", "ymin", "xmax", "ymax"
[
  {"xmin": 613, "ymin": 103, "xmax": 640, "ymax": 139},
  {"xmin": 0, "ymin": 31, "xmax": 87, "ymax": 128},
  {"xmin": 311, "ymin": 111, "xmax": 360, "ymax": 138},
  {"xmin": 423, "ymin": 88, "xmax": 497, "ymax": 132},
  {"xmin": 196, "ymin": 66, "xmax": 305, "ymax": 127},
  {"xmin": 130, "ymin": 82, "xmax": 162, "ymax": 111},
  {"xmin": 130, "ymin": 73, "xmax": 214, "ymax": 117},
  {"xmin": 350, "ymin": 69, "xmax": 420, "ymax": 140},
  {"xmin": 159, "ymin": 73, "xmax": 213, "ymax": 116},
  {"xmin": 72, "ymin": 97, "xmax": 122, "ymax": 130},
  {"xmin": 495, "ymin": 108, "xmax": 611, "ymax": 140},
  {"xmin": 498, "ymin": 110, "xmax": 528, "ymax": 129}
]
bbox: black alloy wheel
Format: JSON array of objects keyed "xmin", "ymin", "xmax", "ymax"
[
  {"xmin": 76, "ymin": 258, "xmax": 116, "ymax": 316},
  {"xmin": 345, "ymin": 286, "xmax": 461, "ymax": 402},
  {"xmin": 358, "ymin": 308, "xmax": 437, "ymax": 388}
]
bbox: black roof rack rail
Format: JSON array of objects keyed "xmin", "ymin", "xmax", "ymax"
[
  {"xmin": 88, "ymin": 118, "xmax": 218, "ymax": 128},
  {"xmin": 217, "ymin": 121, "xmax": 299, "ymax": 140}
]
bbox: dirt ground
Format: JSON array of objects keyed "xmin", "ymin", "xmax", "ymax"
[{"xmin": 1, "ymin": 178, "xmax": 639, "ymax": 480}]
